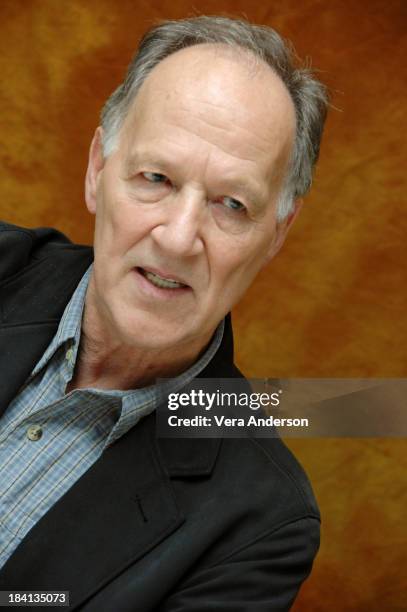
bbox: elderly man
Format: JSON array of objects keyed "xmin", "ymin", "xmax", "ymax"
[{"xmin": 0, "ymin": 16, "xmax": 327, "ymax": 611}]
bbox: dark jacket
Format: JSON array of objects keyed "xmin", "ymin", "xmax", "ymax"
[{"xmin": 0, "ymin": 221, "xmax": 320, "ymax": 611}]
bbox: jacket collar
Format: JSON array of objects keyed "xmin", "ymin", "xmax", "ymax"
[{"xmin": 0, "ymin": 249, "xmax": 93, "ymax": 417}]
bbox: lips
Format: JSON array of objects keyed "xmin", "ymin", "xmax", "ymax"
[{"xmin": 136, "ymin": 267, "xmax": 188, "ymax": 290}]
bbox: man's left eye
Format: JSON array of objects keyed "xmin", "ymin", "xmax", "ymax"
[
  {"xmin": 142, "ymin": 172, "xmax": 169, "ymax": 183},
  {"xmin": 223, "ymin": 196, "xmax": 246, "ymax": 212}
]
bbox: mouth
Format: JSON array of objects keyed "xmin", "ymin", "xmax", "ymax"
[{"xmin": 136, "ymin": 267, "xmax": 189, "ymax": 290}]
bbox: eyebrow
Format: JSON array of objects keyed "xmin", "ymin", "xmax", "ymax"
[
  {"xmin": 226, "ymin": 180, "xmax": 267, "ymax": 213},
  {"xmin": 124, "ymin": 153, "xmax": 169, "ymax": 176},
  {"xmin": 124, "ymin": 152, "xmax": 268, "ymax": 213}
]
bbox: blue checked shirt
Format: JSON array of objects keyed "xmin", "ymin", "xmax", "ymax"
[{"xmin": 0, "ymin": 266, "xmax": 224, "ymax": 569}]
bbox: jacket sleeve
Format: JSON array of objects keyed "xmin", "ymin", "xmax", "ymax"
[{"xmin": 158, "ymin": 516, "xmax": 320, "ymax": 612}]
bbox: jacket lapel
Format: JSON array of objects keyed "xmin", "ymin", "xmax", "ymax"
[{"xmin": 0, "ymin": 321, "xmax": 59, "ymax": 416}]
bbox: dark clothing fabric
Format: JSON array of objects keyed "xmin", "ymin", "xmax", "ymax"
[{"xmin": 0, "ymin": 222, "xmax": 320, "ymax": 611}]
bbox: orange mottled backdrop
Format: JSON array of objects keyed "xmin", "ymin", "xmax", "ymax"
[{"xmin": 1, "ymin": 0, "xmax": 406, "ymax": 610}]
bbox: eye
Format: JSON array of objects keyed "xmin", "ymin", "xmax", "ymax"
[
  {"xmin": 142, "ymin": 171, "xmax": 169, "ymax": 184},
  {"xmin": 222, "ymin": 196, "xmax": 246, "ymax": 212}
]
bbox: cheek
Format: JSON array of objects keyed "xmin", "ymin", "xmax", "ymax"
[
  {"xmin": 206, "ymin": 252, "xmax": 255, "ymax": 302},
  {"xmin": 211, "ymin": 232, "xmax": 271, "ymax": 286},
  {"xmin": 95, "ymin": 191, "xmax": 150, "ymax": 256}
]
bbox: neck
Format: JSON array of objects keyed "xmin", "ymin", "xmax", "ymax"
[
  {"xmin": 67, "ymin": 335, "xmax": 206, "ymax": 392},
  {"xmin": 66, "ymin": 285, "xmax": 212, "ymax": 393}
]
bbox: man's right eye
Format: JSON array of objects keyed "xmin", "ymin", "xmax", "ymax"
[{"xmin": 142, "ymin": 172, "xmax": 169, "ymax": 184}]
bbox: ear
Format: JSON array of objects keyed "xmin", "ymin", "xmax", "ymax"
[
  {"xmin": 263, "ymin": 198, "xmax": 303, "ymax": 266},
  {"xmin": 85, "ymin": 127, "xmax": 105, "ymax": 215}
]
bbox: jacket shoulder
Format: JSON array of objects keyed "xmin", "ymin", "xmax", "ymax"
[
  {"xmin": 220, "ymin": 434, "xmax": 319, "ymax": 524},
  {"xmin": 0, "ymin": 222, "xmax": 93, "ymax": 324},
  {"xmin": 249, "ymin": 435, "xmax": 319, "ymax": 517},
  {"xmin": 0, "ymin": 221, "xmax": 75, "ymax": 282}
]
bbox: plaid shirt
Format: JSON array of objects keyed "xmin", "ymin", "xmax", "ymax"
[{"xmin": 0, "ymin": 266, "xmax": 224, "ymax": 569}]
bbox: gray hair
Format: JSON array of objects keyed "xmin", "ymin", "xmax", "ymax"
[{"xmin": 101, "ymin": 16, "xmax": 329, "ymax": 220}]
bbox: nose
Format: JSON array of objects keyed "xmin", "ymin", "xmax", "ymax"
[{"xmin": 150, "ymin": 188, "xmax": 205, "ymax": 257}]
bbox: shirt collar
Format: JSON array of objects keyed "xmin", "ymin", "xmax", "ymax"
[{"xmin": 31, "ymin": 265, "xmax": 92, "ymax": 377}]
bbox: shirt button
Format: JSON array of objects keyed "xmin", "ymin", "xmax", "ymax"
[
  {"xmin": 27, "ymin": 424, "xmax": 43, "ymax": 441},
  {"xmin": 66, "ymin": 348, "xmax": 74, "ymax": 363}
]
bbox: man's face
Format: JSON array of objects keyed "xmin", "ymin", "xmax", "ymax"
[{"xmin": 85, "ymin": 45, "xmax": 297, "ymax": 355}]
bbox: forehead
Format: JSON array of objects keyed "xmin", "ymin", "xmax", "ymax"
[{"xmin": 126, "ymin": 44, "xmax": 294, "ymax": 135}]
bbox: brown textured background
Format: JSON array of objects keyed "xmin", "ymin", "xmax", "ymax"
[{"xmin": 1, "ymin": 1, "xmax": 406, "ymax": 609}]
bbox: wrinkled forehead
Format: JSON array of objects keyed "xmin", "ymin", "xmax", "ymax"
[{"xmin": 123, "ymin": 43, "xmax": 296, "ymax": 145}]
